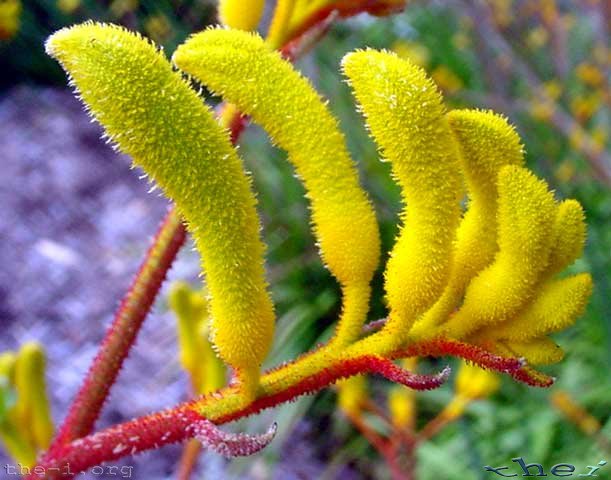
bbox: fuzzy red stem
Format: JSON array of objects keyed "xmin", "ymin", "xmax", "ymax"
[
  {"xmin": 401, "ymin": 338, "xmax": 525, "ymax": 373},
  {"xmin": 28, "ymin": 353, "xmax": 445, "ymax": 478},
  {"xmin": 47, "ymin": 208, "xmax": 186, "ymax": 456}
]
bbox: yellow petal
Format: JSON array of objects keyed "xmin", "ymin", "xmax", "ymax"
[
  {"xmin": 342, "ymin": 49, "xmax": 462, "ymax": 347},
  {"xmin": 545, "ymin": 199, "xmax": 587, "ymax": 277},
  {"xmin": 444, "ymin": 165, "xmax": 556, "ymax": 339},
  {"xmin": 501, "ymin": 338, "xmax": 564, "ymax": 365},
  {"xmin": 173, "ymin": 28, "xmax": 380, "ymax": 345}
]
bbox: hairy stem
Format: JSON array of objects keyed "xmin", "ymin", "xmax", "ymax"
[{"xmin": 48, "ymin": 208, "xmax": 186, "ymax": 454}]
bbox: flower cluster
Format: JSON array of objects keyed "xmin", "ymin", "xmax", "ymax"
[{"xmin": 29, "ymin": 13, "xmax": 593, "ymax": 476}]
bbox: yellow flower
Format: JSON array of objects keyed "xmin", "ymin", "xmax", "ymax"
[
  {"xmin": 46, "ymin": 23, "xmax": 592, "ymax": 417},
  {"xmin": 0, "ymin": 0, "xmax": 21, "ymax": 40},
  {"xmin": 218, "ymin": 0, "xmax": 265, "ymax": 32},
  {"xmin": 168, "ymin": 282, "xmax": 226, "ymax": 395},
  {"xmin": 337, "ymin": 375, "xmax": 367, "ymax": 417},
  {"xmin": 0, "ymin": 343, "xmax": 54, "ymax": 467},
  {"xmin": 46, "ymin": 24, "xmax": 275, "ymax": 403},
  {"xmin": 444, "ymin": 361, "xmax": 500, "ymax": 419}
]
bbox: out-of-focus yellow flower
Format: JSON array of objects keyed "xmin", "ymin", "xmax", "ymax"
[
  {"xmin": 570, "ymin": 93, "xmax": 601, "ymax": 122},
  {"xmin": 527, "ymin": 26, "xmax": 548, "ymax": 49},
  {"xmin": 337, "ymin": 375, "xmax": 367, "ymax": 417},
  {"xmin": 444, "ymin": 362, "xmax": 500, "ymax": 419},
  {"xmin": 489, "ymin": 0, "xmax": 513, "ymax": 28},
  {"xmin": 575, "ymin": 62, "xmax": 605, "ymax": 88},
  {"xmin": 0, "ymin": 0, "xmax": 20, "ymax": 40},
  {"xmin": 550, "ymin": 391, "xmax": 601, "ymax": 435},
  {"xmin": 555, "ymin": 161, "xmax": 575, "ymax": 183},
  {"xmin": 169, "ymin": 282, "xmax": 226, "ymax": 395},
  {"xmin": 550, "ymin": 390, "xmax": 601, "ymax": 435},
  {"xmin": 452, "ymin": 32, "xmax": 470, "ymax": 50},
  {"xmin": 530, "ymin": 98, "xmax": 556, "ymax": 121},
  {"xmin": 57, "ymin": 0, "xmax": 80, "ymax": 14},
  {"xmin": 591, "ymin": 125, "xmax": 608, "ymax": 151},
  {"xmin": 109, "ymin": 0, "xmax": 138, "ymax": 18},
  {"xmin": 0, "ymin": 343, "xmax": 54, "ymax": 467},
  {"xmin": 543, "ymin": 81, "xmax": 563, "ymax": 101},
  {"xmin": 388, "ymin": 358, "xmax": 417, "ymax": 429},
  {"xmin": 392, "ymin": 40, "xmax": 430, "ymax": 68},
  {"xmin": 144, "ymin": 13, "xmax": 172, "ymax": 44},
  {"xmin": 431, "ymin": 65, "xmax": 463, "ymax": 93},
  {"xmin": 219, "ymin": 0, "xmax": 265, "ymax": 31}
]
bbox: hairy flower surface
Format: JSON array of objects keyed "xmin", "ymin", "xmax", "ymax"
[{"xmin": 45, "ymin": 23, "xmax": 592, "ymax": 437}]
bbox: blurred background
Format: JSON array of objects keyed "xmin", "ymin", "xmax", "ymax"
[{"xmin": 0, "ymin": 0, "xmax": 609, "ymax": 479}]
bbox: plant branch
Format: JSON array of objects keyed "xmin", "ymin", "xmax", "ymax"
[{"xmin": 47, "ymin": 207, "xmax": 187, "ymax": 455}]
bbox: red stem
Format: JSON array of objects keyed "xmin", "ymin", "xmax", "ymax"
[
  {"xmin": 28, "ymin": 353, "xmax": 446, "ymax": 478},
  {"xmin": 47, "ymin": 208, "xmax": 186, "ymax": 455}
]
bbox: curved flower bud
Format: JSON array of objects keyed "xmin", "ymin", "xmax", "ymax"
[
  {"xmin": 46, "ymin": 23, "xmax": 275, "ymax": 401},
  {"xmin": 342, "ymin": 49, "xmax": 462, "ymax": 347},
  {"xmin": 169, "ymin": 282, "xmax": 227, "ymax": 394},
  {"xmin": 13, "ymin": 342, "xmax": 54, "ymax": 451},
  {"xmin": 413, "ymin": 110, "xmax": 524, "ymax": 336},
  {"xmin": 218, "ymin": 0, "xmax": 265, "ymax": 31},
  {"xmin": 444, "ymin": 165, "xmax": 557, "ymax": 339},
  {"xmin": 173, "ymin": 28, "xmax": 380, "ymax": 346}
]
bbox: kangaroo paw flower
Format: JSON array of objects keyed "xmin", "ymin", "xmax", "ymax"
[
  {"xmin": 343, "ymin": 49, "xmax": 462, "ymax": 348},
  {"xmin": 46, "ymin": 23, "xmax": 275, "ymax": 402},
  {"xmin": 173, "ymin": 28, "xmax": 380, "ymax": 346}
]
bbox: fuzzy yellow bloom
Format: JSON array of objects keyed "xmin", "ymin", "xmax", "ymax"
[
  {"xmin": 342, "ymin": 49, "xmax": 462, "ymax": 348},
  {"xmin": 173, "ymin": 28, "xmax": 380, "ymax": 346},
  {"xmin": 218, "ymin": 0, "xmax": 265, "ymax": 31},
  {"xmin": 412, "ymin": 110, "xmax": 524, "ymax": 336},
  {"xmin": 443, "ymin": 165, "xmax": 557, "ymax": 340},
  {"xmin": 46, "ymin": 23, "xmax": 275, "ymax": 401}
]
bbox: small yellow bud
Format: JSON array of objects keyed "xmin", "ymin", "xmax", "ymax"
[
  {"xmin": 218, "ymin": 0, "xmax": 265, "ymax": 31},
  {"xmin": 14, "ymin": 342, "xmax": 54, "ymax": 450},
  {"xmin": 337, "ymin": 375, "xmax": 367, "ymax": 417}
]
